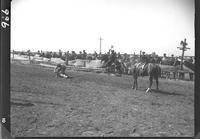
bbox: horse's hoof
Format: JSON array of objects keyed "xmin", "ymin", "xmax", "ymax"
[{"xmin": 145, "ymin": 88, "xmax": 151, "ymax": 93}]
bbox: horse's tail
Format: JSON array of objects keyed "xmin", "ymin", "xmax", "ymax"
[{"xmin": 157, "ymin": 65, "xmax": 162, "ymax": 77}]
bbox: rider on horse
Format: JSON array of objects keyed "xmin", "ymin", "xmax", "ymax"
[
  {"xmin": 136, "ymin": 52, "xmax": 149, "ymax": 76},
  {"xmin": 105, "ymin": 50, "xmax": 117, "ymax": 67}
]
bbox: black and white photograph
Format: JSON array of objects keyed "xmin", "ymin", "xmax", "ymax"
[{"xmin": 9, "ymin": 0, "xmax": 194, "ymax": 137}]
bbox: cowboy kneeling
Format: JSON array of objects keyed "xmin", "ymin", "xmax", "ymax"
[{"xmin": 54, "ymin": 63, "xmax": 69, "ymax": 78}]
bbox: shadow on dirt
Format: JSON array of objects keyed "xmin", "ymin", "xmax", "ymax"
[
  {"xmin": 11, "ymin": 101, "xmax": 35, "ymax": 107},
  {"xmin": 11, "ymin": 98, "xmax": 66, "ymax": 106},
  {"xmin": 152, "ymin": 89, "xmax": 184, "ymax": 96},
  {"xmin": 135, "ymin": 88, "xmax": 184, "ymax": 96}
]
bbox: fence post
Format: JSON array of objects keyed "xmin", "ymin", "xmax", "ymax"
[
  {"xmin": 27, "ymin": 50, "xmax": 31, "ymax": 63},
  {"xmin": 65, "ymin": 57, "xmax": 68, "ymax": 65},
  {"xmin": 189, "ymin": 73, "xmax": 194, "ymax": 81},
  {"xmin": 83, "ymin": 60, "xmax": 86, "ymax": 67}
]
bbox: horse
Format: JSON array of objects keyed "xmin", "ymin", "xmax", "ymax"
[
  {"xmin": 160, "ymin": 58, "xmax": 181, "ymax": 79},
  {"xmin": 129, "ymin": 62, "xmax": 161, "ymax": 93}
]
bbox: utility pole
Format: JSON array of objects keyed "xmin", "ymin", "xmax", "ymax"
[
  {"xmin": 99, "ymin": 37, "xmax": 103, "ymax": 55},
  {"xmin": 177, "ymin": 38, "xmax": 190, "ymax": 70}
]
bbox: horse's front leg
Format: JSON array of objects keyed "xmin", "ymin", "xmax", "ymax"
[
  {"xmin": 146, "ymin": 76, "xmax": 153, "ymax": 93},
  {"xmin": 135, "ymin": 78, "xmax": 138, "ymax": 90},
  {"xmin": 156, "ymin": 77, "xmax": 159, "ymax": 90},
  {"xmin": 132, "ymin": 76, "xmax": 138, "ymax": 90}
]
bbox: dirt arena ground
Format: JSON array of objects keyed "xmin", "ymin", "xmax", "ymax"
[{"xmin": 11, "ymin": 62, "xmax": 194, "ymax": 137}]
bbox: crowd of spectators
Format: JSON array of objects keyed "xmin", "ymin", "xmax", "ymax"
[{"xmin": 12, "ymin": 48, "xmax": 194, "ymax": 65}]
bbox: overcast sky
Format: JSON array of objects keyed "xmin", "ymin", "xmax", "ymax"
[{"xmin": 11, "ymin": 0, "xmax": 194, "ymax": 56}]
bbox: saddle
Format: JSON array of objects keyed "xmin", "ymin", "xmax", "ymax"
[{"xmin": 135, "ymin": 62, "xmax": 146, "ymax": 70}]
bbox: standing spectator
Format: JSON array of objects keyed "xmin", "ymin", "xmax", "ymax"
[
  {"xmin": 78, "ymin": 51, "xmax": 83, "ymax": 59},
  {"xmin": 162, "ymin": 53, "xmax": 167, "ymax": 61},
  {"xmin": 71, "ymin": 51, "xmax": 76, "ymax": 60},
  {"xmin": 37, "ymin": 50, "xmax": 40, "ymax": 55},
  {"xmin": 170, "ymin": 54, "xmax": 175, "ymax": 65},
  {"xmin": 65, "ymin": 51, "xmax": 69, "ymax": 65},
  {"xmin": 59, "ymin": 49, "xmax": 62, "ymax": 58},
  {"xmin": 117, "ymin": 52, "xmax": 121, "ymax": 59},
  {"xmin": 82, "ymin": 50, "xmax": 87, "ymax": 60},
  {"xmin": 93, "ymin": 51, "xmax": 98, "ymax": 59}
]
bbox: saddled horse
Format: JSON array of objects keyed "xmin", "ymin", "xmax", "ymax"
[
  {"xmin": 129, "ymin": 62, "xmax": 161, "ymax": 93},
  {"xmin": 160, "ymin": 59, "xmax": 181, "ymax": 79}
]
